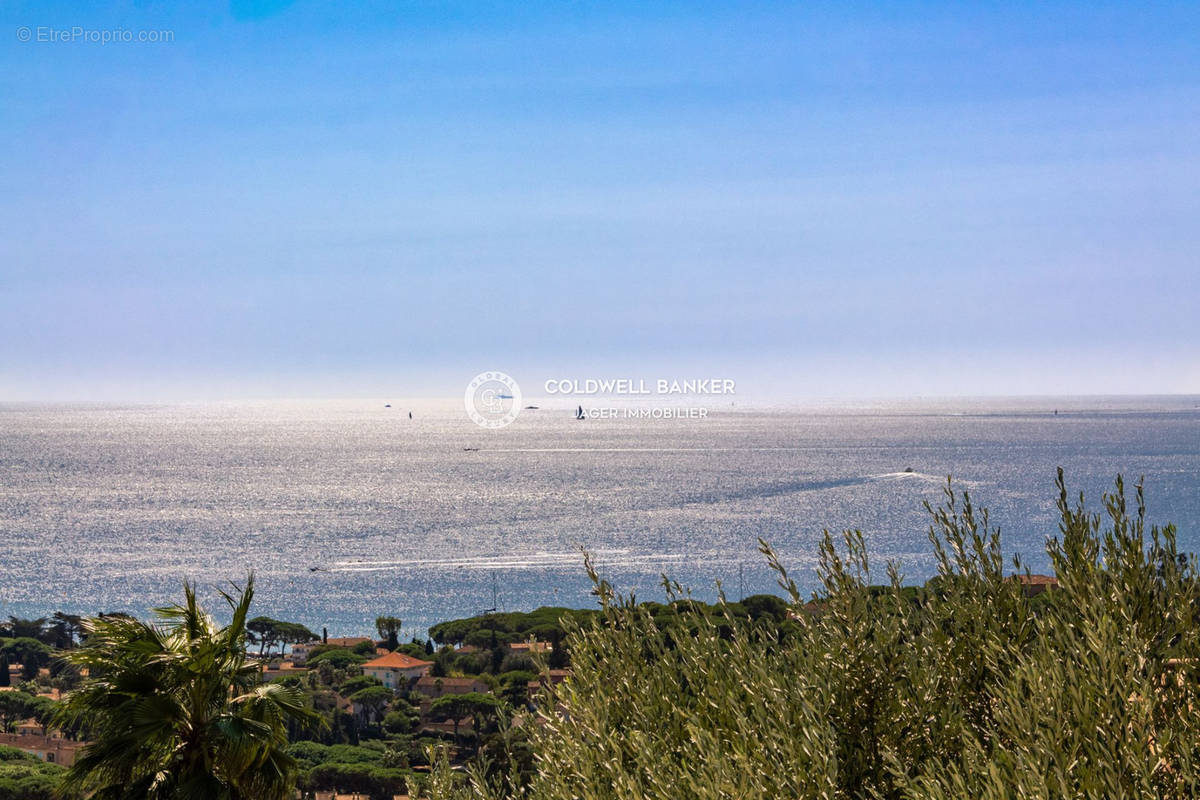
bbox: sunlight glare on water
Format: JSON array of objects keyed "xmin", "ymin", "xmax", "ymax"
[{"xmin": 1, "ymin": 396, "xmax": 1198, "ymax": 636}]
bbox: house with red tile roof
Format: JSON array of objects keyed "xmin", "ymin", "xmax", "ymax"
[
  {"xmin": 1011, "ymin": 573, "xmax": 1059, "ymax": 597},
  {"xmin": 526, "ymin": 669, "xmax": 572, "ymax": 713},
  {"xmin": 362, "ymin": 651, "xmax": 433, "ymax": 690}
]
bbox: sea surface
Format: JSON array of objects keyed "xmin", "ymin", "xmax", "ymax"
[{"xmin": 2, "ymin": 396, "xmax": 1198, "ymax": 638}]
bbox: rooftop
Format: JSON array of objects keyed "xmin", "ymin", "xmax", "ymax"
[
  {"xmin": 1013, "ymin": 574, "xmax": 1059, "ymax": 585},
  {"xmin": 416, "ymin": 676, "xmax": 488, "ymax": 688},
  {"xmin": 323, "ymin": 636, "xmax": 373, "ymax": 648},
  {"xmin": 362, "ymin": 651, "xmax": 434, "ymax": 670}
]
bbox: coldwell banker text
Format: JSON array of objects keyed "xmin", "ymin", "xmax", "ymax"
[{"xmin": 544, "ymin": 378, "xmax": 736, "ymax": 395}]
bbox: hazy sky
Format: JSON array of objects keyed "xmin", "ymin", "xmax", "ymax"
[{"xmin": 2, "ymin": 1, "xmax": 1198, "ymax": 400}]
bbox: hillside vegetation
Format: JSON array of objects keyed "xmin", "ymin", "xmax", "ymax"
[{"xmin": 427, "ymin": 471, "xmax": 1200, "ymax": 800}]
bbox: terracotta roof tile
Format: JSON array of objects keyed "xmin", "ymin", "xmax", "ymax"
[{"xmin": 363, "ymin": 651, "xmax": 434, "ymax": 670}]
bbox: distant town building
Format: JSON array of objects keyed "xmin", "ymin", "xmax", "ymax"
[
  {"xmin": 1012, "ymin": 574, "xmax": 1060, "ymax": 597},
  {"xmin": 323, "ymin": 636, "xmax": 374, "ymax": 649},
  {"xmin": 291, "ymin": 636, "xmax": 373, "ymax": 666},
  {"xmin": 414, "ymin": 675, "xmax": 495, "ymax": 726},
  {"xmin": 289, "ymin": 642, "xmax": 317, "ymax": 665},
  {"xmin": 796, "ymin": 600, "xmax": 827, "ymax": 619},
  {"xmin": 260, "ymin": 662, "xmax": 308, "ymax": 682},
  {"xmin": 15, "ymin": 719, "xmax": 43, "ymax": 737},
  {"xmin": 527, "ymin": 669, "xmax": 571, "ymax": 706},
  {"xmin": 362, "ymin": 651, "xmax": 433, "ymax": 690},
  {"xmin": 0, "ymin": 731, "xmax": 86, "ymax": 766},
  {"xmin": 415, "ymin": 675, "xmax": 491, "ymax": 700}
]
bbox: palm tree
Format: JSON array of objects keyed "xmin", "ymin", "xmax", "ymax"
[{"xmin": 54, "ymin": 576, "xmax": 321, "ymax": 800}]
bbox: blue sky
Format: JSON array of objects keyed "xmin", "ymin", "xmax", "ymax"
[{"xmin": 1, "ymin": 1, "xmax": 1198, "ymax": 400}]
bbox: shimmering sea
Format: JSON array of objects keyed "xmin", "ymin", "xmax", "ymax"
[{"xmin": 2, "ymin": 396, "xmax": 1197, "ymax": 636}]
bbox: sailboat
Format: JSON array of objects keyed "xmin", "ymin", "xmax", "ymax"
[{"xmin": 477, "ymin": 571, "xmax": 499, "ymax": 615}]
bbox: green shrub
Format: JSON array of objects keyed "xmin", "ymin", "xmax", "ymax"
[
  {"xmin": 338, "ymin": 674, "xmax": 382, "ymax": 696},
  {"xmin": 421, "ymin": 472, "xmax": 1200, "ymax": 800},
  {"xmin": 323, "ymin": 743, "xmax": 383, "ymax": 765},
  {"xmin": 384, "ymin": 707, "xmax": 420, "ymax": 735},
  {"xmin": 0, "ymin": 746, "xmax": 38, "ymax": 763},
  {"xmin": 285, "ymin": 740, "xmax": 330, "ymax": 769},
  {"xmin": 0, "ymin": 758, "xmax": 63, "ymax": 800}
]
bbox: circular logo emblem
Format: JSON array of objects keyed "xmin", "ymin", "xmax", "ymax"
[{"xmin": 464, "ymin": 371, "xmax": 522, "ymax": 429}]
